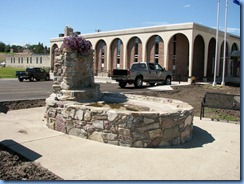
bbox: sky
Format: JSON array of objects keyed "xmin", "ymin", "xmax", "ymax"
[{"xmin": 0, "ymin": 0, "xmax": 241, "ymax": 47}]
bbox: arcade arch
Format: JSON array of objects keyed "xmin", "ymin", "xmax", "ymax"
[
  {"xmin": 192, "ymin": 35, "xmax": 205, "ymax": 80},
  {"xmin": 167, "ymin": 33, "xmax": 189, "ymax": 81},
  {"xmin": 127, "ymin": 37, "xmax": 142, "ymax": 68},
  {"xmin": 207, "ymin": 38, "xmax": 216, "ymax": 79},
  {"xmin": 110, "ymin": 38, "xmax": 124, "ymax": 74},
  {"xmin": 51, "ymin": 44, "xmax": 59, "ymax": 71},
  {"xmin": 145, "ymin": 35, "xmax": 164, "ymax": 66},
  {"xmin": 95, "ymin": 40, "xmax": 107, "ymax": 76}
]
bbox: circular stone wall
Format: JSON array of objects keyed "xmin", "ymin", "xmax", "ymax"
[{"xmin": 45, "ymin": 93, "xmax": 194, "ymax": 148}]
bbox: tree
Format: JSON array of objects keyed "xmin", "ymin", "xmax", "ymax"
[{"xmin": 4, "ymin": 45, "xmax": 10, "ymax": 52}]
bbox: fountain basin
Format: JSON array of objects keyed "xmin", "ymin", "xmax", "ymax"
[{"xmin": 45, "ymin": 93, "xmax": 194, "ymax": 148}]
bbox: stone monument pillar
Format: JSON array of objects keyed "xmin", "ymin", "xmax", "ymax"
[{"xmin": 46, "ymin": 34, "xmax": 101, "ymax": 104}]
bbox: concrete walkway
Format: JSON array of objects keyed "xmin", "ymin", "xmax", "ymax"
[{"xmin": 0, "ymin": 107, "xmax": 240, "ymax": 180}]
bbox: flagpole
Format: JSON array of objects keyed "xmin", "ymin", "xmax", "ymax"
[
  {"xmin": 213, "ymin": 0, "xmax": 220, "ymax": 86},
  {"xmin": 221, "ymin": 0, "xmax": 228, "ymax": 86}
]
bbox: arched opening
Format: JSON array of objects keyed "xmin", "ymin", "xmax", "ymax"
[
  {"xmin": 207, "ymin": 38, "xmax": 216, "ymax": 80},
  {"xmin": 146, "ymin": 35, "xmax": 164, "ymax": 66},
  {"xmin": 168, "ymin": 33, "xmax": 189, "ymax": 81},
  {"xmin": 230, "ymin": 43, "xmax": 240, "ymax": 77},
  {"xmin": 51, "ymin": 44, "xmax": 58, "ymax": 72},
  {"xmin": 95, "ymin": 40, "xmax": 107, "ymax": 76},
  {"xmin": 192, "ymin": 35, "xmax": 205, "ymax": 81},
  {"xmin": 110, "ymin": 38, "xmax": 123, "ymax": 75},
  {"xmin": 231, "ymin": 43, "xmax": 238, "ymax": 51},
  {"xmin": 127, "ymin": 37, "xmax": 142, "ymax": 69}
]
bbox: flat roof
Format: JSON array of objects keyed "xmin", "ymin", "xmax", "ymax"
[{"xmin": 50, "ymin": 22, "xmax": 240, "ymax": 42}]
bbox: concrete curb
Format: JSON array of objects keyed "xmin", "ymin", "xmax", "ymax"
[{"xmin": 0, "ymin": 107, "xmax": 240, "ymax": 180}]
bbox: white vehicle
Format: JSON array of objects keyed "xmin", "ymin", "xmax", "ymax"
[{"xmin": 0, "ymin": 62, "xmax": 6, "ymax": 67}]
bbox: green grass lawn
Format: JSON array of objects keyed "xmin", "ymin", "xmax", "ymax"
[{"xmin": 0, "ymin": 67, "xmax": 25, "ymax": 78}]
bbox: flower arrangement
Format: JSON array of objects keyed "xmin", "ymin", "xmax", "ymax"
[{"xmin": 61, "ymin": 34, "xmax": 92, "ymax": 56}]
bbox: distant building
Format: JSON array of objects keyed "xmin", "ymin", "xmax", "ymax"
[
  {"xmin": 51, "ymin": 23, "xmax": 240, "ymax": 82},
  {"xmin": 5, "ymin": 53, "xmax": 50, "ymax": 68}
]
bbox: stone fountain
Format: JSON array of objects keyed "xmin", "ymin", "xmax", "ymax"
[{"xmin": 45, "ymin": 34, "xmax": 194, "ymax": 148}]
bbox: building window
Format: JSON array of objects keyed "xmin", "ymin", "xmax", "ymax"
[
  {"xmin": 117, "ymin": 39, "xmax": 121, "ymax": 56},
  {"xmin": 21, "ymin": 58, "xmax": 23, "ymax": 64},
  {"xmin": 27, "ymin": 57, "xmax": 29, "ymax": 64},
  {"xmin": 30, "ymin": 57, "xmax": 32, "ymax": 64},
  {"xmin": 155, "ymin": 58, "xmax": 159, "ymax": 64},
  {"xmin": 11, "ymin": 58, "xmax": 12, "ymax": 63},
  {"xmin": 117, "ymin": 57, "xmax": 120, "ymax": 69},
  {"xmin": 36, "ymin": 57, "xmax": 38, "ymax": 64},
  {"xmin": 135, "ymin": 37, "xmax": 139, "ymax": 55},
  {"xmin": 18, "ymin": 58, "xmax": 20, "ymax": 63},
  {"xmin": 101, "ymin": 41, "xmax": 105, "ymax": 55},
  {"xmin": 40, "ymin": 57, "xmax": 42, "ymax": 64},
  {"xmin": 154, "ymin": 36, "xmax": 160, "ymax": 63},
  {"xmin": 13, "ymin": 58, "xmax": 15, "ymax": 63},
  {"xmin": 155, "ymin": 36, "xmax": 159, "ymax": 55},
  {"xmin": 101, "ymin": 58, "xmax": 104, "ymax": 71}
]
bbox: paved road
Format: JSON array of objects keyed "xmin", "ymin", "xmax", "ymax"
[{"xmin": 0, "ymin": 79, "xmax": 158, "ymax": 101}]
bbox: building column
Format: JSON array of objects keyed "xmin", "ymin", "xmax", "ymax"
[
  {"xmin": 141, "ymin": 39, "xmax": 147, "ymax": 62},
  {"xmin": 123, "ymin": 39, "xmax": 128, "ymax": 69},
  {"xmin": 163, "ymin": 39, "xmax": 169, "ymax": 69},
  {"xmin": 106, "ymin": 41, "xmax": 112, "ymax": 76}
]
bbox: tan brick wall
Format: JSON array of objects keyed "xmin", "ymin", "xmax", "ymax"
[
  {"xmin": 167, "ymin": 40, "xmax": 174, "ymax": 72},
  {"xmin": 175, "ymin": 34, "xmax": 189, "ymax": 80},
  {"xmin": 138, "ymin": 41, "xmax": 142, "ymax": 62},
  {"xmin": 110, "ymin": 39, "xmax": 118, "ymax": 72},
  {"xmin": 146, "ymin": 36, "xmax": 155, "ymax": 62},
  {"xmin": 127, "ymin": 38, "xmax": 135, "ymax": 68},
  {"xmin": 158, "ymin": 37, "xmax": 164, "ymax": 67}
]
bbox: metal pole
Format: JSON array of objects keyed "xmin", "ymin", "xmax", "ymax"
[
  {"xmin": 221, "ymin": 0, "xmax": 228, "ymax": 86},
  {"xmin": 213, "ymin": 0, "xmax": 220, "ymax": 86}
]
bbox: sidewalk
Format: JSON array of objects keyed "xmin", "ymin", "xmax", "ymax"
[{"xmin": 0, "ymin": 107, "xmax": 240, "ymax": 180}]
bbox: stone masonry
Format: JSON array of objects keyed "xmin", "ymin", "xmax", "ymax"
[{"xmin": 46, "ymin": 32, "xmax": 194, "ymax": 148}]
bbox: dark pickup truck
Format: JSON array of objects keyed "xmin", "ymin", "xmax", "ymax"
[
  {"xmin": 112, "ymin": 62, "xmax": 172, "ymax": 88},
  {"xmin": 16, "ymin": 67, "xmax": 50, "ymax": 82}
]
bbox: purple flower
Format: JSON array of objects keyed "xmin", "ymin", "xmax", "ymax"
[{"xmin": 62, "ymin": 35, "xmax": 91, "ymax": 56}]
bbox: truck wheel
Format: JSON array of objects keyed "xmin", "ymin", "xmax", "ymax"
[
  {"xmin": 29, "ymin": 76, "xmax": 34, "ymax": 82},
  {"xmin": 134, "ymin": 77, "xmax": 143, "ymax": 88},
  {"xmin": 165, "ymin": 76, "xmax": 171, "ymax": 85},
  {"xmin": 18, "ymin": 78, "xmax": 23, "ymax": 82},
  {"xmin": 119, "ymin": 82, "xmax": 127, "ymax": 88},
  {"xmin": 45, "ymin": 75, "xmax": 50, "ymax": 81}
]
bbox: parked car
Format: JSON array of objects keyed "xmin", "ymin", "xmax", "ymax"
[
  {"xmin": 16, "ymin": 67, "xmax": 50, "ymax": 82},
  {"xmin": 111, "ymin": 62, "xmax": 172, "ymax": 88},
  {"xmin": 0, "ymin": 62, "xmax": 6, "ymax": 67}
]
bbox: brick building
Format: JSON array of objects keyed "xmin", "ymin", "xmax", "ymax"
[{"xmin": 50, "ymin": 23, "xmax": 240, "ymax": 82}]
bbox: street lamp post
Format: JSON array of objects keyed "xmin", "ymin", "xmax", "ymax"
[
  {"xmin": 213, "ymin": 0, "xmax": 220, "ymax": 86},
  {"xmin": 221, "ymin": 0, "xmax": 229, "ymax": 86}
]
